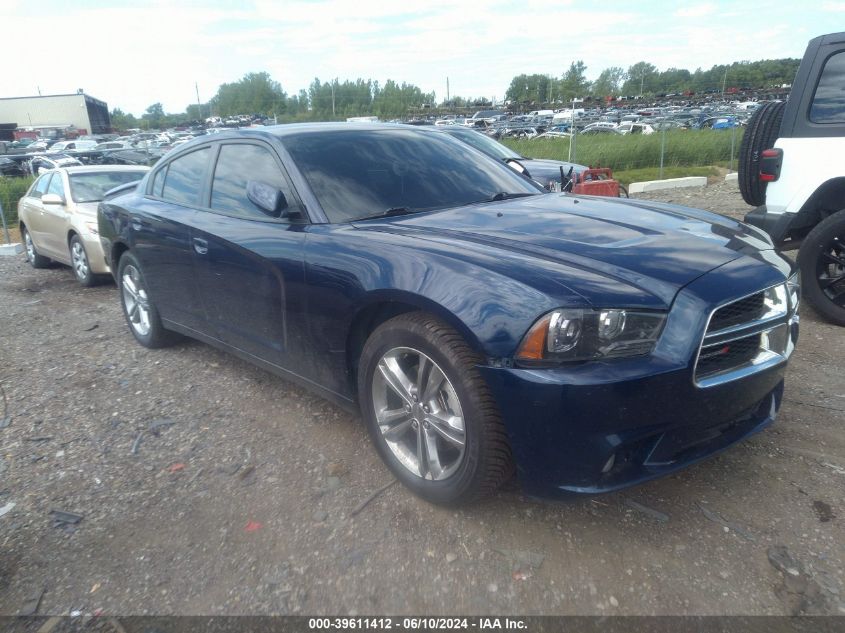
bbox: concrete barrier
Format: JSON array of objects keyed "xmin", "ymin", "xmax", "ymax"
[
  {"xmin": 725, "ymin": 172, "xmax": 738, "ymax": 183},
  {"xmin": 0, "ymin": 243, "xmax": 23, "ymax": 257},
  {"xmin": 628, "ymin": 176, "xmax": 708, "ymax": 194}
]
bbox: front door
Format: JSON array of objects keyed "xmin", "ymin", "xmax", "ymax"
[{"xmin": 189, "ymin": 141, "xmax": 309, "ymax": 370}]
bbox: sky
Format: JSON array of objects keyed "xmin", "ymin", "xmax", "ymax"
[{"xmin": 1, "ymin": 0, "xmax": 841, "ymax": 116}]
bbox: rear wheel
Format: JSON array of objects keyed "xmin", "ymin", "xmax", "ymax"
[
  {"xmin": 358, "ymin": 312, "xmax": 514, "ymax": 505},
  {"xmin": 117, "ymin": 251, "xmax": 181, "ymax": 348},
  {"xmin": 738, "ymin": 101, "xmax": 786, "ymax": 207},
  {"xmin": 22, "ymin": 226, "xmax": 50, "ymax": 269},
  {"xmin": 799, "ymin": 209, "xmax": 845, "ymax": 326}
]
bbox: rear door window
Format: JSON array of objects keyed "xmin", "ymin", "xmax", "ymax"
[
  {"xmin": 810, "ymin": 50, "xmax": 845, "ymax": 124},
  {"xmin": 161, "ymin": 148, "xmax": 210, "ymax": 206}
]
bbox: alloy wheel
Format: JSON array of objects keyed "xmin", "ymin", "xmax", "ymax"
[
  {"xmin": 371, "ymin": 347, "xmax": 466, "ymax": 481},
  {"xmin": 24, "ymin": 231, "xmax": 35, "ymax": 262},
  {"xmin": 817, "ymin": 235, "xmax": 845, "ymax": 307},
  {"xmin": 71, "ymin": 241, "xmax": 89, "ymax": 281},
  {"xmin": 121, "ymin": 264, "xmax": 152, "ymax": 336}
]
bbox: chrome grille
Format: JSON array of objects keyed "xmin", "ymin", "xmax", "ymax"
[
  {"xmin": 708, "ymin": 291, "xmax": 765, "ymax": 331},
  {"xmin": 694, "ymin": 282, "xmax": 798, "ymax": 387}
]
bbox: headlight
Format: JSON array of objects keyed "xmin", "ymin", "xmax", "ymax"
[
  {"xmin": 84, "ymin": 221, "xmax": 99, "ymax": 236},
  {"xmin": 786, "ymin": 272, "xmax": 800, "ymax": 312},
  {"xmin": 516, "ymin": 308, "xmax": 666, "ymax": 363}
]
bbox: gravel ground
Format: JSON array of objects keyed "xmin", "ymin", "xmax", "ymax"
[{"xmin": 0, "ymin": 181, "xmax": 843, "ymax": 616}]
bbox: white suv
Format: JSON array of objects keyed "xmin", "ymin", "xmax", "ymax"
[{"xmin": 740, "ymin": 32, "xmax": 845, "ymax": 325}]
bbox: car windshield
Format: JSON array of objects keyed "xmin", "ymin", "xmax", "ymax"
[
  {"xmin": 443, "ymin": 128, "xmax": 521, "ymax": 161},
  {"xmin": 69, "ymin": 171, "xmax": 147, "ymax": 203},
  {"xmin": 282, "ymin": 128, "xmax": 541, "ymax": 223}
]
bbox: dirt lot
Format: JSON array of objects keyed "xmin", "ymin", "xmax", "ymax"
[{"xmin": 0, "ymin": 181, "xmax": 843, "ymax": 616}]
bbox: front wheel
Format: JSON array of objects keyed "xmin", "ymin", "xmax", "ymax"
[
  {"xmin": 117, "ymin": 251, "xmax": 182, "ymax": 348},
  {"xmin": 799, "ymin": 210, "xmax": 845, "ymax": 326},
  {"xmin": 358, "ymin": 312, "xmax": 514, "ymax": 505},
  {"xmin": 69, "ymin": 235, "xmax": 98, "ymax": 287}
]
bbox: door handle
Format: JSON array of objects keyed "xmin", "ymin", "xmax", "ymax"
[{"xmin": 193, "ymin": 237, "xmax": 209, "ymax": 255}]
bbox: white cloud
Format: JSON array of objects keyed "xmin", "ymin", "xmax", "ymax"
[
  {"xmin": 674, "ymin": 3, "xmax": 717, "ymax": 17},
  {"xmin": 0, "ymin": 1, "xmax": 828, "ymax": 116},
  {"xmin": 822, "ymin": 1, "xmax": 845, "ymax": 10}
]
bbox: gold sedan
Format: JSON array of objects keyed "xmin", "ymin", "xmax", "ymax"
[{"xmin": 18, "ymin": 165, "xmax": 149, "ymax": 286}]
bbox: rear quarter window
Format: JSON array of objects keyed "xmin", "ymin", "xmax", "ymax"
[
  {"xmin": 161, "ymin": 148, "xmax": 210, "ymax": 206},
  {"xmin": 810, "ymin": 50, "xmax": 845, "ymax": 124}
]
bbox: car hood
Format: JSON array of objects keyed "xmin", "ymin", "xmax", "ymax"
[
  {"xmin": 353, "ymin": 194, "xmax": 774, "ymax": 308},
  {"xmin": 520, "ymin": 158, "xmax": 587, "ymax": 184}
]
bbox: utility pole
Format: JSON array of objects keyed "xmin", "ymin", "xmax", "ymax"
[
  {"xmin": 446, "ymin": 77, "xmax": 450, "ymax": 103},
  {"xmin": 721, "ymin": 68, "xmax": 728, "ymax": 97},
  {"xmin": 640, "ymin": 73, "xmax": 645, "ymax": 98},
  {"xmin": 195, "ymin": 82, "xmax": 202, "ymax": 120},
  {"xmin": 331, "ymin": 79, "xmax": 336, "ymax": 117}
]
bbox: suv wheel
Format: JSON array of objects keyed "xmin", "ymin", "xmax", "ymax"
[
  {"xmin": 799, "ymin": 209, "xmax": 845, "ymax": 325},
  {"xmin": 358, "ymin": 312, "xmax": 514, "ymax": 505},
  {"xmin": 738, "ymin": 101, "xmax": 786, "ymax": 207}
]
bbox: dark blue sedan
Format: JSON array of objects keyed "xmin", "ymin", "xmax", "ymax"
[{"xmin": 98, "ymin": 123, "xmax": 799, "ymax": 504}]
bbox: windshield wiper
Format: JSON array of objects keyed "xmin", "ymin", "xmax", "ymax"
[
  {"xmin": 482, "ymin": 192, "xmax": 537, "ymax": 203},
  {"xmin": 353, "ymin": 207, "xmax": 424, "ymax": 222}
]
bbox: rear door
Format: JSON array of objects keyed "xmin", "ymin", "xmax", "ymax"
[
  {"xmin": 130, "ymin": 146, "xmax": 212, "ymax": 333},
  {"xmin": 189, "ymin": 141, "xmax": 309, "ymax": 368},
  {"xmin": 40, "ymin": 171, "xmax": 71, "ymax": 261},
  {"xmin": 19, "ymin": 173, "xmax": 52, "ymax": 251}
]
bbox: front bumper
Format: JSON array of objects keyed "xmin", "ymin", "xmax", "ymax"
[
  {"xmin": 80, "ymin": 231, "xmax": 111, "ymax": 275},
  {"xmin": 480, "ymin": 255, "xmax": 798, "ymax": 499},
  {"xmin": 480, "ymin": 360, "xmax": 785, "ymax": 498}
]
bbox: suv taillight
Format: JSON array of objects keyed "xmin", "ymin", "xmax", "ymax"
[{"xmin": 760, "ymin": 148, "xmax": 783, "ymax": 182}]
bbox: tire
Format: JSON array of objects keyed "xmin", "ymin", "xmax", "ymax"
[
  {"xmin": 798, "ymin": 209, "xmax": 845, "ymax": 326},
  {"xmin": 21, "ymin": 226, "xmax": 50, "ymax": 269},
  {"xmin": 738, "ymin": 101, "xmax": 786, "ymax": 207},
  {"xmin": 69, "ymin": 235, "xmax": 98, "ymax": 287},
  {"xmin": 116, "ymin": 251, "xmax": 182, "ymax": 348},
  {"xmin": 618, "ymin": 184, "xmax": 629, "ymax": 198},
  {"xmin": 357, "ymin": 312, "xmax": 514, "ymax": 505}
]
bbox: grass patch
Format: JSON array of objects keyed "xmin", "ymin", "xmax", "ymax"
[
  {"xmin": 612, "ymin": 166, "xmax": 721, "ymax": 187},
  {"xmin": 502, "ymin": 129, "xmax": 743, "ymax": 172},
  {"xmin": 0, "ymin": 176, "xmax": 35, "ymax": 228}
]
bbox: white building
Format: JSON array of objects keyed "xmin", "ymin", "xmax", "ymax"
[{"xmin": 0, "ymin": 92, "xmax": 111, "ymax": 136}]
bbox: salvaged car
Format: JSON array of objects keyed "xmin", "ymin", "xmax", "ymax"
[
  {"xmin": 19, "ymin": 165, "xmax": 149, "ymax": 285},
  {"xmin": 436, "ymin": 125, "xmax": 591, "ymax": 192},
  {"xmin": 98, "ymin": 124, "xmax": 799, "ymax": 504}
]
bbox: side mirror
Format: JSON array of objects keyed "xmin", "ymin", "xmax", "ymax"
[
  {"xmin": 247, "ymin": 180, "xmax": 287, "ymax": 218},
  {"xmin": 505, "ymin": 158, "xmax": 531, "ymax": 179},
  {"xmin": 41, "ymin": 193, "xmax": 64, "ymax": 205}
]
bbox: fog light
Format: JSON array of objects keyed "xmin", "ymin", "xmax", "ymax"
[{"xmin": 601, "ymin": 453, "xmax": 616, "ymax": 474}]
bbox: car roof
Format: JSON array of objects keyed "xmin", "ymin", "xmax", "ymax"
[{"xmin": 156, "ymin": 122, "xmax": 458, "ymax": 162}]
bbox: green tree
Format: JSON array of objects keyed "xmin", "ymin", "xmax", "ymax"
[
  {"xmin": 591, "ymin": 67, "xmax": 625, "ymax": 98},
  {"xmin": 213, "ymin": 72, "xmax": 287, "ymax": 117},
  {"xmin": 110, "ymin": 108, "xmax": 138, "ymax": 131},
  {"xmin": 505, "ymin": 74, "xmax": 557, "ymax": 105},
  {"xmin": 621, "ymin": 62, "xmax": 658, "ymax": 95},
  {"xmin": 140, "ymin": 103, "xmax": 165, "ymax": 129},
  {"xmin": 559, "ymin": 61, "xmax": 589, "ymax": 101}
]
